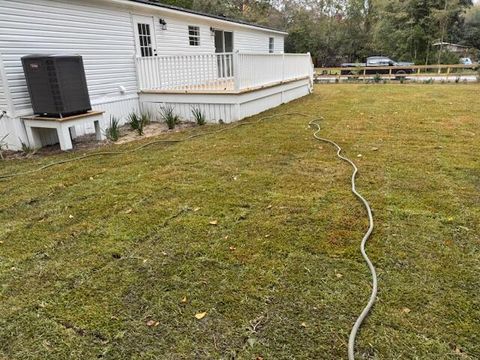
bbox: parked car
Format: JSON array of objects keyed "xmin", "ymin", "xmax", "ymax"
[
  {"xmin": 460, "ymin": 57, "xmax": 473, "ymax": 65},
  {"xmin": 340, "ymin": 56, "xmax": 415, "ymax": 75}
]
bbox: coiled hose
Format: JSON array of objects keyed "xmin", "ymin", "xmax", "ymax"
[{"xmin": 0, "ymin": 113, "xmax": 378, "ymax": 358}]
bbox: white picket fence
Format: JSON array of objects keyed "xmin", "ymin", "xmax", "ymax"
[{"xmin": 136, "ymin": 52, "xmax": 313, "ymax": 92}]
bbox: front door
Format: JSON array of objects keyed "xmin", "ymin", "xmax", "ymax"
[
  {"xmin": 133, "ymin": 15, "xmax": 157, "ymax": 57},
  {"xmin": 214, "ymin": 30, "xmax": 233, "ymax": 77}
]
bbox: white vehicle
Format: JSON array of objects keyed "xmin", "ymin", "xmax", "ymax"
[{"xmin": 460, "ymin": 57, "xmax": 473, "ymax": 65}]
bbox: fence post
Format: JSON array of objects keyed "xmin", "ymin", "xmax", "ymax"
[{"xmin": 233, "ymin": 51, "xmax": 240, "ymax": 92}]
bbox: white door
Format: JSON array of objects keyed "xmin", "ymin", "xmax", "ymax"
[
  {"xmin": 214, "ymin": 30, "xmax": 234, "ymax": 78},
  {"xmin": 133, "ymin": 15, "xmax": 157, "ymax": 57}
]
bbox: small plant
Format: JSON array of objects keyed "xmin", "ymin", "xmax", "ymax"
[
  {"xmin": 0, "ymin": 133, "xmax": 9, "ymax": 160},
  {"xmin": 127, "ymin": 112, "xmax": 141, "ymax": 131},
  {"xmin": 455, "ymin": 77, "xmax": 461, "ymax": 83},
  {"xmin": 399, "ymin": 77, "xmax": 405, "ymax": 84},
  {"xmin": 373, "ymin": 73, "xmax": 382, "ymax": 83},
  {"xmin": 191, "ymin": 107, "xmax": 206, "ymax": 126},
  {"xmin": 105, "ymin": 116, "xmax": 120, "ymax": 142},
  {"xmin": 128, "ymin": 111, "xmax": 151, "ymax": 136},
  {"xmin": 159, "ymin": 105, "xmax": 179, "ymax": 130},
  {"xmin": 20, "ymin": 139, "xmax": 35, "ymax": 155}
]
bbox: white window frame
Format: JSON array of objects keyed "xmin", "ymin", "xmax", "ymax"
[
  {"xmin": 132, "ymin": 15, "xmax": 157, "ymax": 57},
  {"xmin": 188, "ymin": 26, "xmax": 200, "ymax": 46},
  {"xmin": 269, "ymin": 37, "xmax": 274, "ymax": 53}
]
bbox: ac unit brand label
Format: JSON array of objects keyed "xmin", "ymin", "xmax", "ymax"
[{"xmin": 29, "ymin": 63, "xmax": 39, "ymax": 69}]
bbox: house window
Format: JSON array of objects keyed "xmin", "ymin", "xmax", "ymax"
[
  {"xmin": 137, "ymin": 23, "xmax": 153, "ymax": 57},
  {"xmin": 269, "ymin": 37, "xmax": 274, "ymax": 53},
  {"xmin": 189, "ymin": 26, "xmax": 200, "ymax": 46}
]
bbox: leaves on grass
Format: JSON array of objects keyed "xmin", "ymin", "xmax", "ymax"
[
  {"xmin": 401, "ymin": 307, "xmax": 411, "ymax": 314},
  {"xmin": 229, "ymin": 246, "xmax": 236, "ymax": 251},
  {"xmin": 181, "ymin": 296, "xmax": 188, "ymax": 304},
  {"xmin": 209, "ymin": 220, "xmax": 218, "ymax": 225},
  {"xmin": 193, "ymin": 207, "xmax": 201, "ymax": 212},
  {"xmin": 146, "ymin": 320, "xmax": 159, "ymax": 327},
  {"xmin": 195, "ymin": 312, "xmax": 207, "ymax": 320},
  {"xmin": 125, "ymin": 208, "xmax": 133, "ymax": 214}
]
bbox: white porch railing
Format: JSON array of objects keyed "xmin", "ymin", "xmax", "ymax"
[{"xmin": 136, "ymin": 52, "xmax": 313, "ymax": 92}]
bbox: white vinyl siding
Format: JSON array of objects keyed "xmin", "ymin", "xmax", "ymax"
[
  {"xmin": 0, "ymin": 0, "xmax": 138, "ymax": 115},
  {"xmin": 0, "ymin": 73, "xmax": 8, "ymax": 112},
  {"xmin": 0, "ymin": 0, "xmax": 287, "ymax": 149}
]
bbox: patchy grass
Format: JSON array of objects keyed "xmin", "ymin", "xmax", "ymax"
[{"xmin": 0, "ymin": 84, "xmax": 479, "ymax": 359}]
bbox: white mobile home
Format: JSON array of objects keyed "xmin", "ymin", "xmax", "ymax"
[{"xmin": 0, "ymin": 0, "xmax": 314, "ymax": 150}]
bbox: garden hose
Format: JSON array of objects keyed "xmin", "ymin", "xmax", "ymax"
[
  {"xmin": 0, "ymin": 112, "xmax": 378, "ymax": 359},
  {"xmin": 309, "ymin": 118, "xmax": 377, "ymax": 360}
]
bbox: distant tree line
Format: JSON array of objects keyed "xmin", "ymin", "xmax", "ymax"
[{"xmin": 156, "ymin": 0, "xmax": 480, "ymax": 66}]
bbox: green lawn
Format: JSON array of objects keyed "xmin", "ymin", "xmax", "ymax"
[{"xmin": 1, "ymin": 84, "xmax": 479, "ymax": 359}]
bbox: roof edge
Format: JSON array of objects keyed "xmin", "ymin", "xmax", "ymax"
[{"xmin": 126, "ymin": 0, "xmax": 288, "ymax": 35}]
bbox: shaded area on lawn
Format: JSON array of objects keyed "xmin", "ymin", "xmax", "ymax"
[{"xmin": 1, "ymin": 84, "xmax": 479, "ymax": 359}]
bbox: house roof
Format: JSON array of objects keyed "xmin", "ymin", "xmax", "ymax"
[{"xmin": 127, "ymin": 0, "xmax": 288, "ymax": 35}]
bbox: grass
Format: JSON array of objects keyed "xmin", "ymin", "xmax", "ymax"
[{"xmin": 0, "ymin": 84, "xmax": 479, "ymax": 359}]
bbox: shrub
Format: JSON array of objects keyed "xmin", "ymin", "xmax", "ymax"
[
  {"xmin": 0, "ymin": 133, "xmax": 9, "ymax": 160},
  {"xmin": 127, "ymin": 112, "xmax": 141, "ymax": 131},
  {"xmin": 399, "ymin": 77, "xmax": 405, "ymax": 84},
  {"xmin": 373, "ymin": 73, "xmax": 382, "ymax": 83},
  {"xmin": 191, "ymin": 107, "xmax": 206, "ymax": 126},
  {"xmin": 159, "ymin": 105, "xmax": 179, "ymax": 130},
  {"xmin": 128, "ymin": 111, "xmax": 151, "ymax": 135},
  {"xmin": 105, "ymin": 116, "xmax": 120, "ymax": 141},
  {"xmin": 20, "ymin": 139, "xmax": 35, "ymax": 155}
]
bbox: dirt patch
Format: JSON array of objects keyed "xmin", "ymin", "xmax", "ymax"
[
  {"xmin": 0, "ymin": 121, "xmax": 197, "ymax": 160},
  {"xmin": 116, "ymin": 121, "xmax": 195, "ymax": 144}
]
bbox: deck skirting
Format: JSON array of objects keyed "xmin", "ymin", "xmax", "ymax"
[{"xmin": 139, "ymin": 78, "xmax": 312, "ymax": 124}]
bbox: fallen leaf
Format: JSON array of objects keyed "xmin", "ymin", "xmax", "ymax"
[
  {"xmin": 267, "ymin": 204, "xmax": 273, "ymax": 209},
  {"xmin": 69, "ymin": 215, "xmax": 74, "ymax": 219},
  {"xmin": 401, "ymin": 307, "xmax": 411, "ymax": 314},
  {"xmin": 195, "ymin": 312, "xmax": 207, "ymax": 320},
  {"xmin": 193, "ymin": 207, "xmax": 201, "ymax": 212},
  {"xmin": 209, "ymin": 220, "xmax": 218, "ymax": 225},
  {"xmin": 371, "ymin": 147, "xmax": 379, "ymax": 151},
  {"xmin": 125, "ymin": 208, "xmax": 133, "ymax": 214},
  {"xmin": 264, "ymin": 234, "xmax": 271, "ymax": 238},
  {"xmin": 229, "ymin": 246, "xmax": 236, "ymax": 251},
  {"xmin": 357, "ymin": 154, "xmax": 363, "ymax": 158},
  {"xmin": 336, "ymin": 273, "xmax": 343, "ymax": 278},
  {"xmin": 181, "ymin": 296, "xmax": 188, "ymax": 303},
  {"xmin": 146, "ymin": 320, "xmax": 159, "ymax": 327},
  {"xmin": 301, "ymin": 322, "xmax": 307, "ymax": 328}
]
